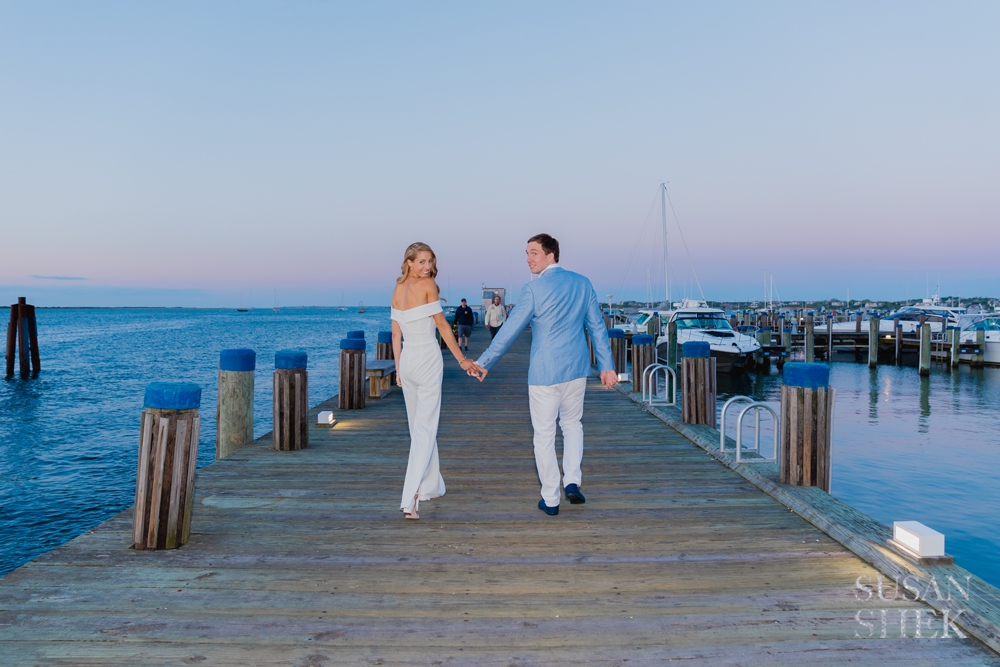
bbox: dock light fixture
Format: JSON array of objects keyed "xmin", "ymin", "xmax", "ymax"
[
  {"xmin": 617, "ymin": 372, "xmax": 631, "ymax": 382},
  {"xmin": 317, "ymin": 411, "xmax": 337, "ymax": 426},
  {"xmin": 887, "ymin": 521, "xmax": 953, "ymax": 565}
]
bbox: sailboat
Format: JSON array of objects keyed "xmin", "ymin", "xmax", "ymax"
[
  {"xmin": 237, "ymin": 293, "xmax": 249, "ymax": 312},
  {"xmin": 358, "ymin": 301, "xmax": 365, "ymax": 313},
  {"xmin": 636, "ymin": 183, "xmax": 760, "ymax": 372},
  {"xmin": 272, "ymin": 289, "xmax": 279, "ymax": 313}
]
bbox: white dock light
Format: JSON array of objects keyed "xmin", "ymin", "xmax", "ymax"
[
  {"xmin": 617, "ymin": 372, "xmax": 631, "ymax": 382},
  {"xmin": 317, "ymin": 411, "xmax": 337, "ymax": 426},
  {"xmin": 887, "ymin": 521, "xmax": 952, "ymax": 564}
]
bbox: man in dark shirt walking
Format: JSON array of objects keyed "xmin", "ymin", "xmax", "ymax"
[{"xmin": 455, "ymin": 298, "xmax": 475, "ymax": 352}]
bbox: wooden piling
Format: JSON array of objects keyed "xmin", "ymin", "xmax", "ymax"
[
  {"xmin": 134, "ymin": 382, "xmax": 202, "ymax": 550},
  {"xmin": 756, "ymin": 327, "xmax": 771, "ymax": 367},
  {"xmin": 680, "ymin": 341, "xmax": 716, "ymax": 427},
  {"xmin": 855, "ymin": 311, "xmax": 862, "ymax": 333},
  {"xmin": 779, "ymin": 363, "xmax": 833, "ymax": 492},
  {"xmin": 918, "ymin": 322, "xmax": 931, "ymax": 376},
  {"xmin": 666, "ymin": 319, "xmax": 678, "ymax": 370},
  {"xmin": 868, "ymin": 316, "xmax": 880, "ymax": 368},
  {"xmin": 894, "ymin": 320, "xmax": 902, "ymax": 365},
  {"xmin": 5, "ymin": 297, "xmax": 40, "ymax": 377},
  {"xmin": 826, "ymin": 315, "xmax": 834, "ymax": 360},
  {"xmin": 217, "ymin": 349, "xmax": 255, "ymax": 460},
  {"xmin": 338, "ymin": 339, "xmax": 366, "ymax": 410},
  {"xmin": 972, "ymin": 329, "xmax": 986, "ymax": 368},
  {"xmin": 274, "ymin": 350, "xmax": 309, "ymax": 450},
  {"xmin": 631, "ymin": 334, "xmax": 655, "ymax": 393},
  {"xmin": 608, "ymin": 328, "xmax": 627, "ymax": 374},
  {"xmin": 949, "ymin": 326, "xmax": 961, "ymax": 368},
  {"xmin": 804, "ymin": 312, "xmax": 815, "ymax": 363},
  {"xmin": 376, "ymin": 331, "xmax": 393, "ymax": 360}
]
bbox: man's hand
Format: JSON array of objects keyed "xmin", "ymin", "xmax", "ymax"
[
  {"xmin": 600, "ymin": 370, "xmax": 618, "ymax": 389},
  {"xmin": 466, "ymin": 362, "xmax": 488, "ymax": 382}
]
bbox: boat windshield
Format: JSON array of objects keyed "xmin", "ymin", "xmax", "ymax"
[
  {"xmin": 675, "ymin": 315, "xmax": 732, "ymax": 331},
  {"xmin": 635, "ymin": 313, "xmax": 651, "ymax": 326},
  {"xmin": 967, "ymin": 317, "xmax": 1000, "ymax": 332}
]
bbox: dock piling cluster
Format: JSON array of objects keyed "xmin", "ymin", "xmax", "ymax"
[{"xmin": 4, "ymin": 296, "xmax": 40, "ymax": 378}]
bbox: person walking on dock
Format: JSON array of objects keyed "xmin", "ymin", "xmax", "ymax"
[
  {"xmin": 470, "ymin": 234, "xmax": 617, "ymax": 515},
  {"xmin": 391, "ymin": 243, "xmax": 484, "ymax": 519},
  {"xmin": 484, "ymin": 294, "xmax": 506, "ymax": 339},
  {"xmin": 455, "ymin": 298, "xmax": 475, "ymax": 351}
]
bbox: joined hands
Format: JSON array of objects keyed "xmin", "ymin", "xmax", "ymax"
[{"xmin": 460, "ymin": 358, "xmax": 487, "ymax": 382}]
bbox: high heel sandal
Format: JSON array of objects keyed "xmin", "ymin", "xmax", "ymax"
[{"xmin": 403, "ymin": 494, "xmax": 419, "ymax": 520}]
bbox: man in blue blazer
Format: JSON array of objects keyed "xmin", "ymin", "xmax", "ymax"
[{"xmin": 473, "ymin": 234, "xmax": 617, "ymax": 515}]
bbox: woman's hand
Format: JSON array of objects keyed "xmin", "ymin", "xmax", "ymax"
[{"xmin": 396, "ymin": 371, "xmax": 403, "ymax": 387}]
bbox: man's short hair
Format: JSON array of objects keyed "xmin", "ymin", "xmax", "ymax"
[{"xmin": 527, "ymin": 233, "xmax": 559, "ymax": 263}]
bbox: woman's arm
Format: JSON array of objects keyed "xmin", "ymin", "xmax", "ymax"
[{"xmin": 391, "ymin": 319, "xmax": 403, "ymax": 386}]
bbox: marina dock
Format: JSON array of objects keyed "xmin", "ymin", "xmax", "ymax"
[{"xmin": 2, "ymin": 332, "xmax": 1000, "ymax": 664}]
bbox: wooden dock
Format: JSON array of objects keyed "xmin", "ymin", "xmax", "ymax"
[{"xmin": 2, "ymin": 331, "xmax": 1000, "ymax": 664}]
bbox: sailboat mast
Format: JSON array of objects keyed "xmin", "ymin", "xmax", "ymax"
[{"xmin": 660, "ymin": 182, "xmax": 669, "ymax": 307}]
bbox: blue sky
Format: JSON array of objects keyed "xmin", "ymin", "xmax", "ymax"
[{"xmin": 1, "ymin": 1, "xmax": 997, "ymax": 307}]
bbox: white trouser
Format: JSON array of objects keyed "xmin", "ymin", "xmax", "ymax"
[{"xmin": 528, "ymin": 377, "xmax": 587, "ymax": 508}]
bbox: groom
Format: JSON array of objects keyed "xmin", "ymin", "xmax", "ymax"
[{"xmin": 472, "ymin": 234, "xmax": 617, "ymax": 516}]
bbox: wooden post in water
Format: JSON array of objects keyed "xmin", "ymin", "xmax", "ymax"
[
  {"xmin": 607, "ymin": 328, "xmax": 626, "ymax": 375},
  {"xmin": 338, "ymin": 338, "xmax": 366, "ymax": 410},
  {"xmin": 681, "ymin": 341, "xmax": 716, "ymax": 427},
  {"xmin": 779, "ymin": 363, "xmax": 833, "ymax": 492},
  {"xmin": 972, "ymin": 330, "xmax": 986, "ymax": 368},
  {"xmin": 5, "ymin": 297, "xmax": 41, "ymax": 378},
  {"xmin": 631, "ymin": 334, "xmax": 655, "ymax": 393},
  {"xmin": 804, "ymin": 313, "xmax": 815, "ymax": 363},
  {"xmin": 949, "ymin": 326, "xmax": 961, "ymax": 368},
  {"xmin": 918, "ymin": 322, "xmax": 931, "ymax": 376},
  {"xmin": 756, "ymin": 327, "xmax": 771, "ymax": 368},
  {"xmin": 134, "ymin": 382, "xmax": 202, "ymax": 550},
  {"xmin": 217, "ymin": 349, "xmax": 255, "ymax": 460},
  {"xmin": 667, "ymin": 320, "xmax": 678, "ymax": 370},
  {"xmin": 274, "ymin": 350, "xmax": 309, "ymax": 449},
  {"xmin": 868, "ymin": 316, "xmax": 880, "ymax": 368},
  {"xmin": 826, "ymin": 315, "xmax": 834, "ymax": 361},
  {"xmin": 855, "ymin": 312, "xmax": 862, "ymax": 333}
]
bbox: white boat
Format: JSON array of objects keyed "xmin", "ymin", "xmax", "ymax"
[
  {"xmin": 819, "ymin": 297, "xmax": 967, "ymax": 335},
  {"xmin": 644, "ymin": 300, "xmax": 761, "ymax": 373},
  {"xmin": 959, "ymin": 315, "xmax": 1000, "ymax": 366}
]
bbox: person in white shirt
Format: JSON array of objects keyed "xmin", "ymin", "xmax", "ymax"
[{"xmin": 484, "ymin": 294, "xmax": 506, "ymax": 339}]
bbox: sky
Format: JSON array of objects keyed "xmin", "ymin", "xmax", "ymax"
[{"xmin": 1, "ymin": 1, "xmax": 998, "ymax": 307}]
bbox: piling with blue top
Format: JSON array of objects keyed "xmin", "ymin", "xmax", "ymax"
[
  {"xmin": 134, "ymin": 382, "xmax": 202, "ymax": 550},
  {"xmin": 631, "ymin": 333, "xmax": 655, "ymax": 393},
  {"xmin": 607, "ymin": 328, "xmax": 626, "ymax": 375},
  {"xmin": 756, "ymin": 326, "xmax": 772, "ymax": 367},
  {"xmin": 274, "ymin": 350, "xmax": 308, "ymax": 451},
  {"xmin": 339, "ymin": 338, "xmax": 367, "ymax": 410},
  {"xmin": 217, "ymin": 349, "xmax": 255, "ymax": 460},
  {"xmin": 347, "ymin": 330, "xmax": 365, "ymax": 340},
  {"xmin": 779, "ymin": 363, "xmax": 833, "ymax": 491},
  {"xmin": 681, "ymin": 341, "xmax": 716, "ymax": 426},
  {"xmin": 376, "ymin": 331, "xmax": 393, "ymax": 360}
]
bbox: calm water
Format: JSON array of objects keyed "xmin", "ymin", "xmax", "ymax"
[{"xmin": 2, "ymin": 309, "xmax": 999, "ymax": 590}]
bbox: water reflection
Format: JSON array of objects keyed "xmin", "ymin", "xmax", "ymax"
[
  {"xmin": 868, "ymin": 368, "xmax": 879, "ymax": 422},
  {"xmin": 918, "ymin": 375, "xmax": 931, "ymax": 434}
]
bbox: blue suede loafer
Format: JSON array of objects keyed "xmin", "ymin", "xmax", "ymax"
[
  {"xmin": 537, "ymin": 499, "xmax": 559, "ymax": 515},
  {"xmin": 565, "ymin": 484, "xmax": 586, "ymax": 504}
]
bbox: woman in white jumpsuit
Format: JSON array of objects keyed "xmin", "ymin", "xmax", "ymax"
[{"xmin": 390, "ymin": 243, "xmax": 484, "ymax": 519}]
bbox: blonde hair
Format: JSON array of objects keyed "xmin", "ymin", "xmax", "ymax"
[{"xmin": 397, "ymin": 242, "xmax": 438, "ymax": 284}]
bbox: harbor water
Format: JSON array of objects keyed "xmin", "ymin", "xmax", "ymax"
[{"xmin": 2, "ymin": 308, "xmax": 999, "ymax": 590}]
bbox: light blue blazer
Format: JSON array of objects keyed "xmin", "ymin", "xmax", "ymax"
[{"xmin": 476, "ymin": 266, "xmax": 615, "ymax": 386}]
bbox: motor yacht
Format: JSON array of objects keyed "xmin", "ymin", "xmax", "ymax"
[
  {"xmin": 959, "ymin": 316, "xmax": 1000, "ymax": 366},
  {"xmin": 818, "ymin": 297, "xmax": 967, "ymax": 335},
  {"xmin": 642, "ymin": 300, "xmax": 761, "ymax": 373}
]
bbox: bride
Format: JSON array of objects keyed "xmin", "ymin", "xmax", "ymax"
[{"xmin": 391, "ymin": 242, "xmax": 482, "ymax": 519}]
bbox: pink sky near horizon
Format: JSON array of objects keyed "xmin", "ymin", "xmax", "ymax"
[{"xmin": 2, "ymin": 2, "xmax": 998, "ymax": 307}]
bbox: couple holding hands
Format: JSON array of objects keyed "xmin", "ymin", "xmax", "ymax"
[{"xmin": 389, "ymin": 234, "xmax": 616, "ymax": 519}]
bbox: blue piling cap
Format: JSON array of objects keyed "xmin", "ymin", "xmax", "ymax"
[
  {"xmin": 607, "ymin": 328, "xmax": 625, "ymax": 339},
  {"xmin": 682, "ymin": 341, "xmax": 711, "ymax": 358},
  {"xmin": 144, "ymin": 382, "xmax": 201, "ymax": 410},
  {"xmin": 377, "ymin": 331, "xmax": 392, "ymax": 343},
  {"xmin": 783, "ymin": 328, "xmax": 791, "ymax": 332},
  {"xmin": 783, "ymin": 362, "xmax": 830, "ymax": 389},
  {"xmin": 896, "ymin": 323, "xmax": 903, "ymax": 328},
  {"xmin": 761, "ymin": 327, "xmax": 771, "ymax": 332},
  {"xmin": 347, "ymin": 330, "xmax": 365, "ymax": 339},
  {"xmin": 340, "ymin": 338, "xmax": 366, "ymax": 350},
  {"xmin": 275, "ymin": 349, "xmax": 307, "ymax": 369},
  {"xmin": 633, "ymin": 334, "xmax": 654, "ymax": 345},
  {"xmin": 219, "ymin": 348, "xmax": 255, "ymax": 372}
]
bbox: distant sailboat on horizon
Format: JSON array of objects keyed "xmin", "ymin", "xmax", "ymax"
[{"xmin": 237, "ymin": 293, "xmax": 249, "ymax": 312}]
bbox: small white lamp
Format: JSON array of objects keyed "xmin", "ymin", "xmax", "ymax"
[
  {"xmin": 887, "ymin": 521, "xmax": 952, "ymax": 565},
  {"xmin": 317, "ymin": 411, "xmax": 337, "ymax": 426}
]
